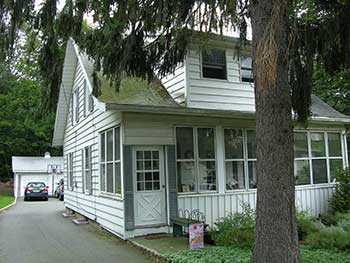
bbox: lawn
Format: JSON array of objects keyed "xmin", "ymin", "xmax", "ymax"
[
  {"xmin": 163, "ymin": 246, "xmax": 350, "ymax": 263},
  {"xmin": 0, "ymin": 192, "xmax": 15, "ymax": 209}
]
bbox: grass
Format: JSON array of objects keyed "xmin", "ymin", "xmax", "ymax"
[
  {"xmin": 162, "ymin": 246, "xmax": 350, "ymax": 263},
  {"xmin": 0, "ymin": 192, "xmax": 15, "ymax": 209}
]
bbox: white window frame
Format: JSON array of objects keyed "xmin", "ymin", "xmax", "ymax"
[
  {"xmin": 240, "ymin": 56, "xmax": 254, "ymax": 83},
  {"xmin": 67, "ymin": 152, "xmax": 74, "ymax": 190},
  {"xmin": 294, "ymin": 130, "xmax": 345, "ymax": 186},
  {"xmin": 223, "ymin": 128, "xmax": 247, "ymax": 191},
  {"xmin": 175, "ymin": 126, "xmax": 217, "ymax": 194},
  {"xmin": 84, "ymin": 145, "xmax": 93, "ymax": 195},
  {"xmin": 100, "ymin": 126, "xmax": 121, "ymax": 196},
  {"xmin": 73, "ymin": 88, "xmax": 79, "ymax": 124},
  {"xmin": 84, "ymin": 79, "xmax": 94, "ymax": 116},
  {"xmin": 201, "ymin": 49, "xmax": 227, "ymax": 81}
]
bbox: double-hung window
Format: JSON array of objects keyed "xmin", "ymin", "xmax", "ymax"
[
  {"xmin": 100, "ymin": 127, "xmax": 121, "ymax": 195},
  {"xmin": 73, "ymin": 88, "xmax": 79, "ymax": 123},
  {"xmin": 67, "ymin": 153, "xmax": 74, "ymax": 190},
  {"xmin": 241, "ymin": 56, "xmax": 253, "ymax": 83},
  {"xmin": 83, "ymin": 145, "xmax": 93, "ymax": 194},
  {"xmin": 202, "ymin": 49, "xmax": 227, "ymax": 80},
  {"xmin": 83, "ymin": 80, "xmax": 94, "ymax": 116},
  {"xmin": 176, "ymin": 127, "xmax": 216, "ymax": 193}
]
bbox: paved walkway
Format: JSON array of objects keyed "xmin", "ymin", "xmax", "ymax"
[{"xmin": 0, "ymin": 199, "xmax": 151, "ymax": 263}]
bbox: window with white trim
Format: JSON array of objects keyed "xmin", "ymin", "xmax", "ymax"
[
  {"xmin": 294, "ymin": 131, "xmax": 344, "ymax": 185},
  {"xmin": 224, "ymin": 129, "xmax": 256, "ymax": 190},
  {"xmin": 84, "ymin": 145, "xmax": 93, "ymax": 194},
  {"xmin": 202, "ymin": 49, "xmax": 227, "ymax": 80},
  {"xmin": 73, "ymin": 88, "xmax": 79, "ymax": 124},
  {"xmin": 84, "ymin": 80, "xmax": 93, "ymax": 116},
  {"xmin": 224, "ymin": 129, "xmax": 245, "ymax": 190},
  {"xmin": 100, "ymin": 127, "xmax": 121, "ymax": 194},
  {"xmin": 67, "ymin": 152, "xmax": 74, "ymax": 190},
  {"xmin": 241, "ymin": 56, "xmax": 253, "ymax": 83},
  {"xmin": 176, "ymin": 127, "xmax": 216, "ymax": 193}
]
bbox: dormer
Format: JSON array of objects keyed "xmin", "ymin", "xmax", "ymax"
[{"xmin": 161, "ymin": 35, "xmax": 255, "ymax": 112}]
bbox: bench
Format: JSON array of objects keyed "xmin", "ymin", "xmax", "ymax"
[{"xmin": 171, "ymin": 209, "xmax": 206, "ymax": 237}]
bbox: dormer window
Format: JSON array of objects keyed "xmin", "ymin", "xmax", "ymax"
[
  {"xmin": 241, "ymin": 57, "xmax": 254, "ymax": 83},
  {"xmin": 202, "ymin": 49, "xmax": 227, "ymax": 80}
]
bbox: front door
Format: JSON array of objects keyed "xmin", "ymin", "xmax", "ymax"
[{"xmin": 134, "ymin": 146, "xmax": 167, "ymax": 227}]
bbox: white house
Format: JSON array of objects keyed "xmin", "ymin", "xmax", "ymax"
[
  {"xmin": 12, "ymin": 154, "xmax": 64, "ymax": 197},
  {"xmin": 52, "ymin": 36, "xmax": 350, "ymax": 239}
]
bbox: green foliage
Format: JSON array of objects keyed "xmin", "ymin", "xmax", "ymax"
[
  {"xmin": 329, "ymin": 168, "xmax": 350, "ymax": 214},
  {"xmin": 319, "ymin": 213, "xmax": 338, "ymax": 226},
  {"xmin": 313, "ymin": 69, "xmax": 350, "ymax": 116},
  {"xmin": 0, "ymin": 64, "xmax": 61, "ymax": 179},
  {"xmin": 305, "ymin": 226, "xmax": 350, "ymax": 251},
  {"xmin": 297, "ymin": 211, "xmax": 320, "ymax": 241},
  {"xmin": 335, "ymin": 213, "xmax": 350, "ymax": 232},
  {"xmin": 210, "ymin": 204, "xmax": 255, "ymax": 248},
  {"xmin": 162, "ymin": 246, "xmax": 350, "ymax": 263}
]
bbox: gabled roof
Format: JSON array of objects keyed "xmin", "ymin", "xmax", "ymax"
[
  {"xmin": 12, "ymin": 156, "xmax": 64, "ymax": 173},
  {"xmin": 53, "ymin": 38, "xmax": 350, "ymax": 146}
]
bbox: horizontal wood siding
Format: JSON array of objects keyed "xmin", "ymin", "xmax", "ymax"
[
  {"xmin": 186, "ymin": 48, "xmax": 255, "ymax": 112},
  {"xmin": 63, "ymin": 61, "xmax": 125, "ymax": 238},
  {"xmin": 123, "ymin": 112, "xmax": 255, "ymax": 145},
  {"xmin": 161, "ymin": 65, "xmax": 186, "ymax": 105},
  {"xmin": 178, "ymin": 186, "xmax": 335, "ymax": 226}
]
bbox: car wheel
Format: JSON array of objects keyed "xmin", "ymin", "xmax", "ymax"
[{"xmin": 45, "ymin": 197, "xmax": 48, "ymax": 201}]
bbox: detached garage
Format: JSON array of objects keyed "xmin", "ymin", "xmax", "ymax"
[{"xmin": 12, "ymin": 153, "xmax": 64, "ymax": 198}]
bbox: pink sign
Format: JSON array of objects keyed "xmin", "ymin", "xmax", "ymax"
[{"xmin": 189, "ymin": 223, "xmax": 204, "ymax": 249}]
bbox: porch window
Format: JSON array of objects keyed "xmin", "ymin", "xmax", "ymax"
[
  {"xmin": 294, "ymin": 131, "xmax": 344, "ymax": 185},
  {"xmin": 100, "ymin": 127, "xmax": 121, "ymax": 194},
  {"xmin": 224, "ymin": 129, "xmax": 245, "ymax": 190},
  {"xmin": 328, "ymin": 133, "xmax": 343, "ymax": 182},
  {"xmin": 202, "ymin": 49, "xmax": 227, "ymax": 80},
  {"xmin": 247, "ymin": 130, "xmax": 257, "ymax": 189},
  {"xmin": 176, "ymin": 127, "xmax": 216, "ymax": 193}
]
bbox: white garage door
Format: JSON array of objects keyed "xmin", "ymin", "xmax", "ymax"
[{"xmin": 19, "ymin": 174, "xmax": 49, "ymax": 197}]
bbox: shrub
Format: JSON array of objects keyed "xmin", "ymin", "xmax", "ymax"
[
  {"xmin": 305, "ymin": 226, "xmax": 350, "ymax": 251},
  {"xmin": 297, "ymin": 211, "xmax": 319, "ymax": 241},
  {"xmin": 319, "ymin": 213, "xmax": 337, "ymax": 226},
  {"xmin": 336, "ymin": 213, "xmax": 350, "ymax": 231},
  {"xmin": 210, "ymin": 204, "xmax": 255, "ymax": 248},
  {"xmin": 329, "ymin": 168, "xmax": 350, "ymax": 214}
]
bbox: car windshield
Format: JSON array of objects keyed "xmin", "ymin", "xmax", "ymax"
[{"xmin": 28, "ymin": 182, "xmax": 46, "ymax": 188}]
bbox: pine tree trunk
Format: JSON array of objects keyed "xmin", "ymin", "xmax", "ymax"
[{"xmin": 250, "ymin": 1, "xmax": 300, "ymax": 262}]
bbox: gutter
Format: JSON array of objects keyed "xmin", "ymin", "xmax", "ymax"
[
  {"xmin": 106, "ymin": 103, "xmax": 256, "ymax": 120},
  {"xmin": 106, "ymin": 103, "xmax": 350, "ymax": 124}
]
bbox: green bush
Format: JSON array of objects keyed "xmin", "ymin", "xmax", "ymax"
[
  {"xmin": 329, "ymin": 168, "xmax": 350, "ymax": 214},
  {"xmin": 297, "ymin": 211, "xmax": 320, "ymax": 241},
  {"xmin": 210, "ymin": 204, "xmax": 255, "ymax": 248},
  {"xmin": 336, "ymin": 213, "xmax": 350, "ymax": 231},
  {"xmin": 319, "ymin": 213, "xmax": 337, "ymax": 226},
  {"xmin": 305, "ymin": 226, "xmax": 350, "ymax": 251}
]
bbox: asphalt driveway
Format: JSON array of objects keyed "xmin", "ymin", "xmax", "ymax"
[{"xmin": 0, "ymin": 199, "xmax": 151, "ymax": 263}]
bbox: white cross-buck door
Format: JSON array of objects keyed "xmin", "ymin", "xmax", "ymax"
[{"xmin": 134, "ymin": 147, "xmax": 167, "ymax": 227}]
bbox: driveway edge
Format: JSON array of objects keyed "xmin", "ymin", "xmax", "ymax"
[{"xmin": 0, "ymin": 197, "xmax": 17, "ymax": 213}]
